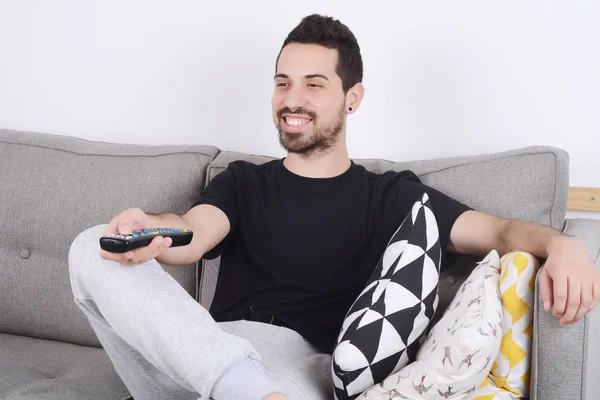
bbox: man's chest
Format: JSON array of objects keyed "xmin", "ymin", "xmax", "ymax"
[{"xmin": 234, "ymin": 186, "xmax": 383, "ymax": 288}]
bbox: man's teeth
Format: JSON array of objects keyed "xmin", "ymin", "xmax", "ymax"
[{"xmin": 285, "ymin": 117, "xmax": 309, "ymax": 126}]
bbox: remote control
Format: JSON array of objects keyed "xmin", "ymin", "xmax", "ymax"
[{"xmin": 99, "ymin": 228, "xmax": 193, "ymax": 253}]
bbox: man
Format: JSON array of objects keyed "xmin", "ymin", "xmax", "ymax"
[{"xmin": 69, "ymin": 14, "xmax": 599, "ymax": 400}]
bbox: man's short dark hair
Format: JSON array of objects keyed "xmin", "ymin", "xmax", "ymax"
[{"xmin": 276, "ymin": 14, "xmax": 363, "ymax": 93}]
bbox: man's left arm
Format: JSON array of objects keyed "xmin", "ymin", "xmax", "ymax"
[{"xmin": 448, "ymin": 210, "xmax": 600, "ymax": 326}]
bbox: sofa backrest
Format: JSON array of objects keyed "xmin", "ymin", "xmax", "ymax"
[
  {"xmin": 0, "ymin": 129, "xmax": 219, "ymax": 347},
  {"xmin": 0, "ymin": 128, "xmax": 570, "ymax": 346},
  {"xmin": 200, "ymin": 146, "xmax": 569, "ymax": 322}
]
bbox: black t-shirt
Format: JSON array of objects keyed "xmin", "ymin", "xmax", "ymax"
[{"xmin": 189, "ymin": 159, "xmax": 472, "ymax": 354}]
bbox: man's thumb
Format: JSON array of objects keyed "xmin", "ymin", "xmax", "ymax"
[
  {"xmin": 119, "ymin": 223, "xmax": 132, "ymax": 235},
  {"xmin": 539, "ymin": 267, "xmax": 553, "ymax": 311}
]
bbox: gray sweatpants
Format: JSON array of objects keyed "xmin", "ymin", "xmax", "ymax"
[{"xmin": 68, "ymin": 225, "xmax": 333, "ymax": 400}]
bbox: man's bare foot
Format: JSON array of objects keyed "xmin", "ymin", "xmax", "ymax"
[{"xmin": 264, "ymin": 393, "xmax": 288, "ymax": 400}]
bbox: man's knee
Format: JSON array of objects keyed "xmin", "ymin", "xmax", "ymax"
[{"xmin": 69, "ymin": 224, "xmax": 109, "ymax": 298}]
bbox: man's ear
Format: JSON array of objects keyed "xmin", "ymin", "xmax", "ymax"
[{"xmin": 345, "ymin": 82, "xmax": 365, "ymax": 114}]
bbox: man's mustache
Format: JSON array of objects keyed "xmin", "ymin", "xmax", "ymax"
[{"xmin": 277, "ymin": 107, "xmax": 317, "ymax": 121}]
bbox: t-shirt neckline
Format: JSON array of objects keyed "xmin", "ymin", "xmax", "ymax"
[{"xmin": 276, "ymin": 158, "xmax": 358, "ymax": 190}]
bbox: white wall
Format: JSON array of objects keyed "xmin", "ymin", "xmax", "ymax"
[{"xmin": 1, "ymin": 0, "xmax": 598, "ymax": 219}]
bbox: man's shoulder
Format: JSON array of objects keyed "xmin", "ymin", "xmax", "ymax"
[
  {"xmin": 225, "ymin": 158, "xmax": 281, "ymax": 174},
  {"xmin": 376, "ymin": 168, "xmax": 422, "ymax": 185}
]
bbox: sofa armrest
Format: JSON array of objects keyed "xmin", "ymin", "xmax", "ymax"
[{"xmin": 531, "ymin": 218, "xmax": 600, "ymax": 400}]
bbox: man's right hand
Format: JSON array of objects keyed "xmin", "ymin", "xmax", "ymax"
[{"xmin": 99, "ymin": 207, "xmax": 172, "ymax": 266}]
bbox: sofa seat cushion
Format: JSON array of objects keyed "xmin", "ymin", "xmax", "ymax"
[{"xmin": 0, "ymin": 333, "xmax": 129, "ymax": 400}]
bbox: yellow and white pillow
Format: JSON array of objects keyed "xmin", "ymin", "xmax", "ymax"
[
  {"xmin": 470, "ymin": 251, "xmax": 539, "ymax": 400},
  {"xmin": 469, "ymin": 377, "xmax": 521, "ymax": 399}
]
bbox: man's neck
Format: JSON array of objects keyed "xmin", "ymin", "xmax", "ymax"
[{"xmin": 283, "ymin": 146, "xmax": 351, "ymax": 179}]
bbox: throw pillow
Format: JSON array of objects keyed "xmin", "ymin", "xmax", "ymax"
[
  {"xmin": 332, "ymin": 193, "xmax": 442, "ymax": 400},
  {"xmin": 488, "ymin": 251, "xmax": 539, "ymax": 397},
  {"xmin": 467, "ymin": 376, "xmax": 520, "ymax": 399},
  {"xmin": 360, "ymin": 250, "xmax": 503, "ymax": 400}
]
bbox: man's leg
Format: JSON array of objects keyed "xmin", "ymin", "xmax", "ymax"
[
  {"xmin": 229, "ymin": 321, "xmax": 333, "ymax": 400},
  {"xmin": 68, "ymin": 224, "xmax": 284, "ymax": 400}
]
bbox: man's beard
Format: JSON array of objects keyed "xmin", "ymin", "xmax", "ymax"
[{"xmin": 276, "ymin": 105, "xmax": 345, "ymax": 155}]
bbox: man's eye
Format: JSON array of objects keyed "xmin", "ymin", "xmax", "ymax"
[
  {"xmin": 276, "ymin": 82, "xmax": 288, "ymax": 87},
  {"xmin": 308, "ymin": 83, "xmax": 321, "ymax": 88}
]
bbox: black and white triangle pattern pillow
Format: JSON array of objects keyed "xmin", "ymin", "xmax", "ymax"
[{"xmin": 332, "ymin": 193, "xmax": 442, "ymax": 400}]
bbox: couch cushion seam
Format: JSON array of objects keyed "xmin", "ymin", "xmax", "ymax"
[
  {"xmin": 581, "ymin": 313, "xmax": 588, "ymax": 400},
  {"xmin": 194, "ymin": 261, "xmax": 200, "ymax": 303},
  {"xmin": 206, "ymin": 150, "xmax": 560, "ymax": 178},
  {"xmin": 199, "ymin": 259, "xmax": 206, "ymax": 305},
  {"xmin": 550, "ymin": 151, "xmax": 558, "ymax": 229},
  {"xmin": 534, "ymin": 270, "xmax": 541, "ymax": 399},
  {"xmin": 583, "ymin": 247, "xmax": 600, "ymax": 400},
  {"xmin": 414, "ymin": 150, "xmax": 559, "ymax": 177},
  {"xmin": 1, "ymin": 140, "xmax": 216, "ymax": 159}
]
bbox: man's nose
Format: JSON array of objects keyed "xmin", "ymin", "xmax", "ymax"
[{"xmin": 283, "ymin": 85, "xmax": 307, "ymax": 111}]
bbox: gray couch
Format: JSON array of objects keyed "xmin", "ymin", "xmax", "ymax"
[{"xmin": 0, "ymin": 128, "xmax": 598, "ymax": 400}]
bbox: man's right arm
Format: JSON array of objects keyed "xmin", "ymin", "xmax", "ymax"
[{"xmin": 148, "ymin": 204, "xmax": 230, "ymax": 266}]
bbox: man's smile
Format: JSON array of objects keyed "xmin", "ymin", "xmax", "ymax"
[{"xmin": 281, "ymin": 114, "xmax": 313, "ymax": 133}]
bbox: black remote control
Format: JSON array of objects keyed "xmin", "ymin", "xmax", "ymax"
[{"xmin": 99, "ymin": 228, "xmax": 193, "ymax": 253}]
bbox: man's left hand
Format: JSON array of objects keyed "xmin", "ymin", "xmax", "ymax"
[{"xmin": 538, "ymin": 235, "xmax": 600, "ymax": 325}]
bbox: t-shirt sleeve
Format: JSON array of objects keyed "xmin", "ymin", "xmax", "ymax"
[
  {"xmin": 188, "ymin": 165, "xmax": 238, "ymax": 259},
  {"xmin": 418, "ymin": 183, "xmax": 473, "ymax": 269},
  {"xmin": 383, "ymin": 170, "xmax": 474, "ymax": 271}
]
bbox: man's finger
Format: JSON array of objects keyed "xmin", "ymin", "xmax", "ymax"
[
  {"xmin": 122, "ymin": 236, "xmax": 164, "ymax": 265},
  {"xmin": 559, "ymin": 277, "xmax": 580, "ymax": 325},
  {"xmin": 146, "ymin": 235, "xmax": 163, "ymax": 257},
  {"xmin": 152, "ymin": 236, "xmax": 171, "ymax": 258},
  {"xmin": 100, "ymin": 249, "xmax": 126, "ymax": 262},
  {"xmin": 103, "ymin": 216, "xmax": 119, "ymax": 236},
  {"xmin": 590, "ymin": 280, "xmax": 600, "ymax": 312},
  {"xmin": 572, "ymin": 281, "xmax": 593, "ymax": 323},
  {"xmin": 119, "ymin": 224, "xmax": 132, "ymax": 235},
  {"xmin": 539, "ymin": 268, "xmax": 553, "ymax": 311},
  {"xmin": 552, "ymin": 272, "xmax": 568, "ymax": 316},
  {"xmin": 118, "ymin": 218, "xmax": 145, "ymax": 236}
]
